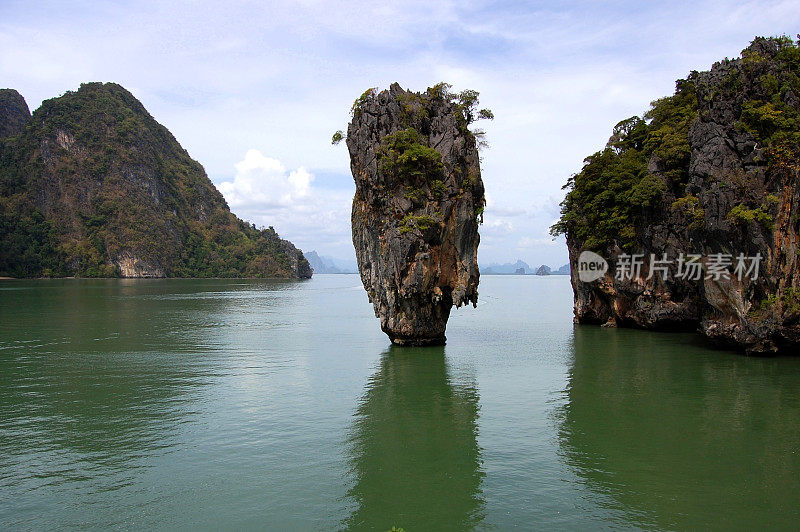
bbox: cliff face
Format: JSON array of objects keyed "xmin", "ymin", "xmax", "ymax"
[
  {"xmin": 555, "ymin": 37, "xmax": 800, "ymax": 354},
  {"xmin": 0, "ymin": 89, "xmax": 31, "ymax": 139},
  {"xmin": 346, "ymin": 83, "xmax": 486, "ymax": 345},
  {"xmin": 0, "ymin": 82, "xmax": 311, "ymax": 279}
]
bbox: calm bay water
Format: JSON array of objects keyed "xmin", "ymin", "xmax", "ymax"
[{"xmin": 1, "ymin": 275, "xmax": 799, "ymax": 530}]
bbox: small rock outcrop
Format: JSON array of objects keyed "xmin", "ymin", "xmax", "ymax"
[
  {"xmin": 116, "ymin": 252, "xmax": 165, "ymax": 278},
  {"xmin": 554, "ymin": 37, "xmax": 800, "ymax": 354},
  {"xmin": 345, "ymin": 83, "xmax": 488, "ymax": 345},
  {"xmin": 0, "ymin": 89, "xmax": 30, "ymax": 139}
]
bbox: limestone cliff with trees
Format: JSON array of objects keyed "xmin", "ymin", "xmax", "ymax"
[
  {"xmin": 0, "ymin": 83, "xmax": 311, "ymax": 279},
  {"xmin": 553, "ymin": 36, "xmax": 800, "ymax": 354}
]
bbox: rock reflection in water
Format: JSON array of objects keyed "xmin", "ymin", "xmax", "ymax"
[
  {"xmin": 558, "ymin": 325, "xmax": 800, "ymax": 530},
  {"xmin": 343, "ymin": 346, "xmax": 486, "ymax": 530}
]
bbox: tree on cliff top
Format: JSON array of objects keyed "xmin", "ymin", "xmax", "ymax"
[{"xmin": 334, "ymin": 82, "xmax": 494, "ymax": 149}]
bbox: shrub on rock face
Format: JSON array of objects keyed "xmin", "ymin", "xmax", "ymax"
[{"xmin": 376, "ymin": 128, "xmax": 444, "ymax": 184}]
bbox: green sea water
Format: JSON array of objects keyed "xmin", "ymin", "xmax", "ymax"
[{"xmin": 1, "ymin": 275, "xmax": 799, "ymax": 530}]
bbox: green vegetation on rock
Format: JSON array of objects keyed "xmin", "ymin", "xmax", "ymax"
[
  {"xmin": 351, "ymin": 87, "xmax": 378, "ymax": 116},
  {"xmin": 430, "ymin": 179, "xmax": 447, "ymax": 199},
  {"xmin": 551, "ymin": 76, "xmax": 697, "ymax": 250},
  {"xmin": 758, "ymin": 286, "xmax": 800, "ymax": 316},
  {"xmin": 671, "ymin": 194, "xmax": 705, "ymax": 230},
  {"xmin": 0, "ymin": 82, "xmax": 310, "ymax": 278},
  {"xmin": 735, "ymin": 37, "xmax": 800, "ymax": 174},
  {"xmin": 403, "ymin": 186, "xmax": 426, "ymax": 203},
  {"xmin": 377, "ymin": 128, "xmax": 444, "ymax": 183},
  {"xmin": 727, "ymin": 203, "xmax": 774, "ymax": 228},
  {"xmin": 398, "ymin": 213, "xmax": 439, "ymax": 234}
]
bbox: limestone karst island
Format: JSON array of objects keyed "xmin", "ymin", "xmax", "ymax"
[
  {"xmin": 344, "ymin": 83, "xmax": 486, "ymax": 346},
  {"xmin": 553, "ymin": 36, "xmax": 800, "ymax": 355},
  {"xmin": 1, "ymin": 2, "xmax": 800, "ymax": 530}
]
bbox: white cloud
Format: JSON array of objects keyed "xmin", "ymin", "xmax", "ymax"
[
  {"xmin": 517, "ymin": 236, "xmax": 560, "ymax": 249},
  {"xmin": 220, "ymin": 150, "xmax": 313, "ymax": 209},
  {"xmin": 4, "ymin": 0, "xmax": 799, "ymax": 264},
  {"xmin": 219, "ymin": 150, "xmax": 353, "ymax": 259},
  {"xmin": 481, "ymin": 218, "xmax": 514, "ymax": 237}
]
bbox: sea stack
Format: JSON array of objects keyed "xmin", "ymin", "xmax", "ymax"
[{"xmin": 345, "ymin": 83, "xmax": 487, "ymax": 346}]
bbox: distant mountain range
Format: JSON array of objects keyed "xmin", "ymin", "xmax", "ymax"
[
  {"xmin": 304, "ymin": 254, "xmax": 571, "ymax": 276},
  {"xmin": 481, "ymin": 260, "xmax": 569, "ymax": 275},
  {"xmin": 305, "ymin": 251, "xmax": 358, "ymax": 274}
]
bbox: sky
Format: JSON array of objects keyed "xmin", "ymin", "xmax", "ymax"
[{"xmin": 2, "ymin": 0, "xmax": 799, "ymax": 267}]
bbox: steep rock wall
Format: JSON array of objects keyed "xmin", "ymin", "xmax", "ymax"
[{"xmin": 346, "ymin": 83, "xmax": 485, "ymax": 345}]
